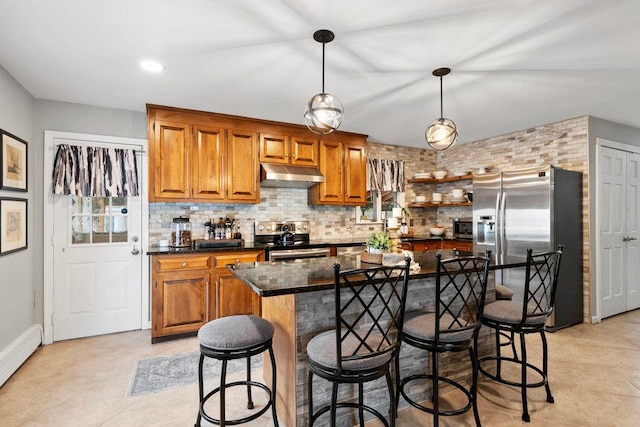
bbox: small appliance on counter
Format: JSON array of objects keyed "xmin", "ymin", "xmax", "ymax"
[
  {"xmin": 170, "ymin": 216, "xmax": 192, "ymax": 247},
  {"xmin": 453, "ymin": 218, "xmax": 473, "ymax": 240}
]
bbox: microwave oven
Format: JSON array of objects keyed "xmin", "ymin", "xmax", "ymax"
[{"xmin": 453, "ymin": 218, "xmax": 473, "ymax": 240}]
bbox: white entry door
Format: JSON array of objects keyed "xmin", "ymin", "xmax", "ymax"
[
  {"xmin": 44, "ymin": 132, "xmax": 147, "ymax": 343},
  {"xmin": 52, "ymin": 194, "xmax": 142, "ymax": 341},
  {"xmin": 598, "ymin": 143, "xmax": 640, "ymax": 319}
]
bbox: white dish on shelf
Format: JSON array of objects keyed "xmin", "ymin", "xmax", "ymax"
[
  {"xmin": 432, "ymin": 170, "xmax": 448, "ymax": 179},
  {"xmin": 429, "ymin": 200, "xmax": 442, "ymax": 204},
  {"xmin": 452, "ymin": 171, "xmax": 471, "ymax": 177},
  {"xmin": 413, "ymin": 173, "xmax": 431, "ymax": 178},
  {"xmin": 448, "ymin": 197, "xmax": 468, "ymax": 203}
]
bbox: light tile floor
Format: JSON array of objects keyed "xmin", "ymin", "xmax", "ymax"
[{"xmin": 1, "ymin": 309, "xmax": 639, "ymax": 426}]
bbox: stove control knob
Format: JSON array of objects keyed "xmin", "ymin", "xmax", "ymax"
[
  {"xmin": 258, "ymin": 224, "xmax": 264, "ymax": 231},
  {"xmin": 302, "ymin": 224, "xmax": 308, "ymax": 230}
]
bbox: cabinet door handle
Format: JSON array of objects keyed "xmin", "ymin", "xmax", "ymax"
[
  {"xmin": 205, "ymin": 281, "xmax": 209, "ymax": 320},
  {"xmin": 215, "ymin": 280, "xmax": 219, "ymax": 319},
  {"xmin": 182, "ymin": 262, "xmax": 187, "ymax": 267}
]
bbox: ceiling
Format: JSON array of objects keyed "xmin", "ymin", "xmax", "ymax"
[{"xmin": 1, "ymin": 0, "xmax": 639, "ymax": 148}]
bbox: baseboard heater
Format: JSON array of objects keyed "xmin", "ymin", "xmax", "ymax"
[{"xmin": 0, "ymin": 324, "xmax": 42, "ymax": 386}]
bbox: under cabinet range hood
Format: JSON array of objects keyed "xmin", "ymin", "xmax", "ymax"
[{"xmin": 259, "ymin": 163, "xmax": 325, "ymax": 188}]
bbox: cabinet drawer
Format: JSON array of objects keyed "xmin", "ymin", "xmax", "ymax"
[
  {"xmin": 212, "ymin": 252, "xmax": 261, "ymax": 267},
  {"xmin": 442, "ymin": 240, "xmax": 473, "ymax": 251},
  {"xmin": 155, "ymin": 255, "xmax": 212, "ymax": 272}
]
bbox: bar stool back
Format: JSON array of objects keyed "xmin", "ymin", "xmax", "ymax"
[
  {"xmin": 195, "ymin": 314, "xmax": 278, "ymax": 427},
  {"xmin": 475, "ymin": 246, "xmax": 563, "ymax": 422}
]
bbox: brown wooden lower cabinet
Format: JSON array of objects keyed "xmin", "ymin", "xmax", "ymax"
[
  {"xmin": 151, "ymin": 250, "xmax": 264, "ymax": 341},
  {"xmin": 212, "ymin": 252, "xmax": 263, "ymax": 318},
  {"xmin": 401, "ymin": 239, "xmax": 473, "ymax": 252}
]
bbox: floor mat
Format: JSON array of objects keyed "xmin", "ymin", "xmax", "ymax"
[{"xmin": 127, "ymin": 351, "xmax": 262, "ymax": 396}]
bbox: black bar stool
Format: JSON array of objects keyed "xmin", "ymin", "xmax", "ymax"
[
  {"xmin": 195, "ymin": 314, "xmax": 279, "ymax": 427},
  {"xmin": 397, "ymin": 253, "xmax": 491, "ymax": 427},
  {"xmin": 475, "ymin": 246, "xmax": 563, "ymax": 422},
  {"xmin": 307, "ymin": 259, "xmax": 411, "ymax": 427}
]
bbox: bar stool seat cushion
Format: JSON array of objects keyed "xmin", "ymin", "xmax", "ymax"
[
  {"xmin": 403, "ymin": 310, "xmax": 475, "ymax": 343},
  {"xmin": 198, "ymin": 315, "xmax": 274, "ymax": 351},
  {"xmin": 484, "ymin": 300, "xmax": 547, "ymax": 325},
  {"xmin": 495, "ymin": 284, "xmax": 514, "ymax": 300},
  {"xmin": 307, "ymin": 330, "xmax": 391, "ymax": 371}
]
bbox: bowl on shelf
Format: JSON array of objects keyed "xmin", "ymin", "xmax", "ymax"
[
  {"xmin": 415, "ymin": 195, "xmax": 427, "ymax": 203},
  {"xmin": 433, "ymin": 170, "xmax": 448, "ymax": 179},
  {"xmin": 430, "ymin": 226, "xmax": 445, "ymax": 236},
  {"xmin": 413, "ymin": 172, "xmax": 431, "ymax": 179}
]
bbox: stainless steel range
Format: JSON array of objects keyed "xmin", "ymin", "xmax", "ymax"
[{"xmin": 254, "ymin": 220, "xmax": 331, "ymax": 261}]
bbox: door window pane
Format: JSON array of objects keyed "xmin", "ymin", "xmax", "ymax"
[{"xmin": 70, "ymin": 196, "xmax": 129, "ymax": 245}]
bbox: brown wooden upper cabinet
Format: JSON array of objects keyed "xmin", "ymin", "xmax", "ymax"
[
  {"xmin": 309, "ymin": 138, "xmax": 367, "ymax": 206},
  {"xmin": 148, "ymin": 106, "xmax": 259, "ymax": 203},
  {"xmin": 259, "ymin": 133, "xmax": 319, "ymax": 167},
  {"xmin": 148, "ymin": 104, "xmax": 367, "ymax": 206}
]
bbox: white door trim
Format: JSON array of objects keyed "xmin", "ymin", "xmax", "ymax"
[
  {"xmin": 595, "ymin": 138, "xmax": 640, "ymax": 322},
  {"xmin": 43, "ymin": 131, "xmax": 148, "ymax": 345}
]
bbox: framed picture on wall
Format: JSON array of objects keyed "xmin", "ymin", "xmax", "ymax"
[
  {"xmin": 1, "ymin": 129, "xmax": 28, "ymax": 192},
  {"xmin": 0, "ymin": 198, "xmax": 28, "ymax": 256}
]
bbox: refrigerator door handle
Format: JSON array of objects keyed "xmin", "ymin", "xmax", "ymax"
[
  {"xmin": 495, "ymin": 193, "xmax": 501, "ymax": 256},
  {"xmin": 499, "ymin": 192, "xmax": 507, "ymax": 259}
]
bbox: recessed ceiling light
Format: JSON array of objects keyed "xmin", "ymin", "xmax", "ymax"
[{"xmin": 140, "ymin": 60, "xmax": 165, "ymax": 73}]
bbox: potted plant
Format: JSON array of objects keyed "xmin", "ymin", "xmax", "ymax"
[{"xmin": 366, "ymin": 231, "xmax": 392, "ymax": 254}]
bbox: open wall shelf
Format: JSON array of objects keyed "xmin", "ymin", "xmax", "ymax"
[{"xmin": 407, "ymin": 173, "xmax": 473, "ymax": 184}]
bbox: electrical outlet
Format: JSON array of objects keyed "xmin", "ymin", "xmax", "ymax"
[{"xmin": 409, "ymin": 219, "xmax": 414, "ymax": 227}]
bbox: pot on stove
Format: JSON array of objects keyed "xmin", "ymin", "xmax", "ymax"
[{"xmin": 279, "ymin": 231, "xmax": 295, "ymax": 245}]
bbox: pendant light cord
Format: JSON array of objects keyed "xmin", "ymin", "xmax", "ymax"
[
  {"xmin": 321, "ymin": 42, "xmax": 325, "ymax": 94},
  {"xmin": 439, "ymin": 75, "xmax": 443, "ymax": 119}
]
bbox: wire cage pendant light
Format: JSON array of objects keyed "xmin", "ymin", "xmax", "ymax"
[
  {"xmin": 425, "ymin": 67, "xmax": 458, "ymax": 150},
  {"xmin": 304, "ymin": 29, "xmax": 343, "ymax": 135}
]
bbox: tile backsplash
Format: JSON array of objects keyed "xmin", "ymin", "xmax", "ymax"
[{"xmin": 148, "ymin": 187, "xmax": 383, "ymax": 245}]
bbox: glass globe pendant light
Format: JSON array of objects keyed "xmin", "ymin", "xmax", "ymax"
[
  {"xmin": 425, "ymin": 67, "xmax": 458, "ymax": 150},
  {"xmin": 304, "ymin": 29, "xmax": 343, "ymax": 134}
]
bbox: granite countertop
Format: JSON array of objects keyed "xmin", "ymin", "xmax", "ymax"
[
  {"xmin": 229, "ymin": 250, "xmax": 527, "ymax": 297},
  {"xmin": 146, "ymin": 238, "xmax": 368, "ymax": 255},
  {"xmin": 146, "ymin": 244, "xmax": 264, "ymax": 255}
]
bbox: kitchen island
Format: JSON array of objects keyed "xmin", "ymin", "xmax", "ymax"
[{"xmin": 228, "ymin": 250, "xmax": 526, "ymax": 426}]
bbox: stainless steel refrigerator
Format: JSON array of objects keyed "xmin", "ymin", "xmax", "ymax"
[{"xmin": 473, "ymin": 165, "xmax": 583, "ymax": 330}]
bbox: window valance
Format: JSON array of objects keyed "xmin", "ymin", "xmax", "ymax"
[
  {"xmin": 367, "ymin": 158, "xmax": 405, "ymax": 192},
  {"xmin": 52, "ymin": 144, "xmax": 139, "ymax": 197}
]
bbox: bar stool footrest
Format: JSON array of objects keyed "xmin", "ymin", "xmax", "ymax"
[
  {"xmin": 399, "ymin": 374, "xmax": 472, "ymax": 417},
  {"xmin": 478, "ymin": 356, "xmax": 547, "ymax": 389},
  {"xmin": 200, "ymin": 381, "xmax": 273, "ymax": 426},
  {"xmin": 309, "ymin": 401, "xmax": 390, "ymax": 427}
]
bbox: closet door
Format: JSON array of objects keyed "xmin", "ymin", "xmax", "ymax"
[
  {"xmin": 625, "ymin": 152, "xmax": 640, "ymax": 311},
  {"xmin": 598, "ymin": 144, "xmax": 640, "ymax": 319}
]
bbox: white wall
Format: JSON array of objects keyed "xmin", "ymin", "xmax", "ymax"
[{"xmin": 0, "ymin": 65, "xmax": 36, "ymax": 350}]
